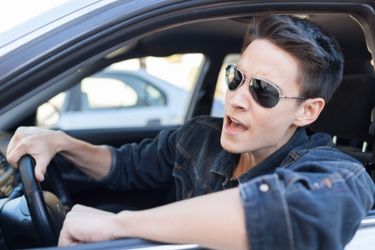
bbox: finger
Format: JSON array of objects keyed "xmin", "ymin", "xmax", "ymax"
[
  {"xmin": 58, "ymin": 230, "xmax": 76, "ymax": 246},
  {"xmin": 6, "ymin": 127, "xmax": 25, "ymax": 157},
  {"xmin": 58, "ymin": 216, "xmax": 69, "ymax": 246},
  {"xmin": 6, "ymin": 139, "xmax": 15, "ymax": 159},
  {"xmin": 71, "ymin": 204, "xmax": 112, "ymax": 216},
  {"xmin": 58, "ymin": 217, "xmax": 81, "ymax": 246},
  {"xmin": 6, "ymin": 145, "xmax": 26, "ymax": 168},
  {"xmin": 34, "ymin": 168, "xmax": 45, "ymax": 182},
  {"xmin": 70, "ymin": 204, "xmax": 91, "ymax": 213},
  {"xmin": 71, "ymin": 204, "xmax": 84, "ymax": 210},
  {"xmin": 34, "ymin": 158, "xmax": 50, "ymax": 182}
]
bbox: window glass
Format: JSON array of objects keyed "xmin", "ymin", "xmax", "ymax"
[
  {"xmin": 81, "ymin": 78, "xmax": 138, "ymax": 109},
  {"xmin": 36, "ymin": 93, "xmax": 65, "ymax": 127},
  {"xmin": 36, "ymin": 53, "xmax": 204, "ymax": 129}
]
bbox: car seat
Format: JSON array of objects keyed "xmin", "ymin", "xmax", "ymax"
[{"xmin": 309, "ymin": 74, "xmax": 375, "ymax": 181}]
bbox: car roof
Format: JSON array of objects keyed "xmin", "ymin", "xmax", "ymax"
[
  {"xmin": 114, "ymin": 14, "xmax": 371, "ymax": 75},
  {"xmin": 0, "ymin": 0, "xmax": 118, "ymax": 56}
]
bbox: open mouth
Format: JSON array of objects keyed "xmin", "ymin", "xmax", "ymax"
[{"xmin": 225, "ymin": 115, "xmax": 248, "ymax": 134}]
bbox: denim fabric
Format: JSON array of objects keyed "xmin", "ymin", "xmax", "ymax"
[{"xmin": 101, "ymin": 116, "xmax": 374, "ymax": 249}]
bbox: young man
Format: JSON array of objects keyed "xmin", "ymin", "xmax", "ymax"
[{"xmin": 6, "ymin": 15, "xmax": 374, "ymax": 249}]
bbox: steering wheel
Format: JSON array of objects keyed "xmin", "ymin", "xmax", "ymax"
[{"xmin": 18, "ymin": 155, "xmax": 68, "ymax": 246}]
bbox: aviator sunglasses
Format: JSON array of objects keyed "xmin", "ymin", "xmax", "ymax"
[{"xmin": 225, "ymin": 64, "xmax": 305, "ymax": 108}]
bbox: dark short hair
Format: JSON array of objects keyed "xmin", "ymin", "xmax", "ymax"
[{"xmin": 242, "ymin": 15, "xmax": 344, "ymax": 102}]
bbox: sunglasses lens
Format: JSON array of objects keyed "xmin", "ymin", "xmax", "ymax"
[
  {"xmin": 225, "ymin": 65, "xmax": 243, "ymax": 90},
  {"xmin": 225, "ymin": 65, "xmax": 282, "ymax": 108},
  {"xmin": 250, "ymin": 79, "xmax": 280, "ymax": 108}
]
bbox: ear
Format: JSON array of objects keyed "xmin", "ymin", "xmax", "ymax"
[{"xmin": 293, "ymin": 98, "xmax": 325, "ymax": 127}]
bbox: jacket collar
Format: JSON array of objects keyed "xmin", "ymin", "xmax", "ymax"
[{"xmin": 210, "ymin": 128, "xmax": 310, "ymax": 182}]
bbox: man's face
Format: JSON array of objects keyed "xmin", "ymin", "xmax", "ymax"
[{"xmin": 220, "ymin": 39, "xmax": 303, "ymax": 158}]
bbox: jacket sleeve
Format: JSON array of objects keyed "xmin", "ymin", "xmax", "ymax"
[
  {"xmin": 239, "ymin": 148, "xmax": 374, "ymax": 250},
  {"xmin": 99, "ymin": 126, "xmax": 181, "ymax": 191}
]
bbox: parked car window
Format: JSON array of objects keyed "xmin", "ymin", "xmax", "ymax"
[
  {"xmin": 80, "ymin": 75, "xmax": 166, "ymax": 110},
  {"xmin": 36, "ymin": 93, "xmax": 65, "ymax": 128},
  {"xmin": 36, "ymin": 54, "xmax": 204, "ymax": 129},
  {"xmin": 81, "ymin": 77, "xmax": 138, "ymax": 109}
]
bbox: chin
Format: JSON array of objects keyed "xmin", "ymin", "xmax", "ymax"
[{"xmin": 220, "ymin": 134, "xmax": 241, "ymax": 153}]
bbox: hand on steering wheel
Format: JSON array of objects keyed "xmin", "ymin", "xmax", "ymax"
[{"xmin": 19, "ymin": 155, "xmax": 68, "ymax": 246}]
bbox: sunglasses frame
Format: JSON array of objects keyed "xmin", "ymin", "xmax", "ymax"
[{"xmin": 225, "ymin": 64, "xmax": 306, "ymax": 108}]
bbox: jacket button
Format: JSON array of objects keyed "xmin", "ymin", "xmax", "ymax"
[{"xmin": 259, "ymin": 183, "xmax": 270, "ymax": 192}]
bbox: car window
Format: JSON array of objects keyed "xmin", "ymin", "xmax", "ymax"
[
  {"xmin": 81, "ymin": 77, "xmax": 138, "ymax": 109},
  {"xmin": 210, "ymin": 54, "xmax": 240, "ymax": 117},
  {"xmin": 79, "ymin": 75, "xmax": 166, "ymax": 110},
  {"xmin": 36, "ymin": 53, "xmax": 204, "ymax": 129}
]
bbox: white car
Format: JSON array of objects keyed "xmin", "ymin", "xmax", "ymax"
[{"xmin": 37, "ymin": 69, "xmax": 224, "ymax": 129}]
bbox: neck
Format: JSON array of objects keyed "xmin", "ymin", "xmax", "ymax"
[
  {"xmin": 232, "ymin": 153, "xmax": 256, "ymax": 179},
  {"xmin": 232, "ymin": 127, "xmax": 298, "ymax": 179}
]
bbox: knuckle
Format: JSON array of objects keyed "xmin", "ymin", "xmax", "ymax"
[
  {"xmin": 72, "ymin": 204, "xmax": 83, "ymax": 210},
  {"xmin": 14, "ymin": 126, "xmax": 23, "ymax": 133},
  {"xmin": 22, "ymin": 139, "xmax": 31, "ymax": 148},
  {"xmin": 15, "ymin": 126, "xmax": 26, "ymax": 136},
  {"xmin": 17, "ymin": 141, "xmax": 30, "ymax": 152}
]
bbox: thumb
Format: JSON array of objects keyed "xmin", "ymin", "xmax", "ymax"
[
  {"xmin": 58, "ymin": 224, "xmax": 79, "ymax": 246},
  {"xmin": 34, "ymin": 158, "xmax": 49, "ymax": 182},
  {"xmin": 58, "ymin": 231, "xmax": 76, "ymax": 247}
]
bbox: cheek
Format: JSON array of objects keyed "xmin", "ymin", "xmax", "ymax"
[
  {"xmin": 255, "ymin": 106, "xmax": 297, "ymax": 131},
  {"xmin": 224, "ymin": 90, "xmax": 234, "ymax": 110}
]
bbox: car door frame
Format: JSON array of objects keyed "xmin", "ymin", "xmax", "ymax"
[{"xmin": 1, "ymin": 0, "xmax": 375, "ymax": 249}]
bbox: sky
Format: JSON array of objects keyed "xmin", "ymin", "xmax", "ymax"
[{"xmin": 0, "ymin": 0, "xmax": 69, "ymax": 34}]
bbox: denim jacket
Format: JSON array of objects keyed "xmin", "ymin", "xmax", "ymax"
[{"xmin": 102, "ymin": 116, "xmax": 374, "ymax": 250}]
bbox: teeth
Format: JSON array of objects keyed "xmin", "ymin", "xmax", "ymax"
[
  {"xmin": 230, "ymin": 117, "xmax": 242, "ymax": 125},
  {"xmin": 226, "ymin": 115, "xmax": 248, "ymax": 131}
]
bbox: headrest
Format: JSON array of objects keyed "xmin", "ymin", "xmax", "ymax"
[{"xmin": 309, "ymin": 74, "xmax": 375, "ymax": 142}]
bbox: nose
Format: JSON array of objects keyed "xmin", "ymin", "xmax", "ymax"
[{"xmin": 226, "ymin": 81, "xmax": 252, "ymax": 111}]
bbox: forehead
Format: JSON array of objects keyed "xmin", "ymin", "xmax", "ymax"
[{"xmin": 238, "ymin": 39, "xmax": 301, "ymax": 92}]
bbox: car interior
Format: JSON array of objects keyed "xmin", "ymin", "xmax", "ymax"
[
  {"xmin": 0, "ymin": 4, "xmax": 375, "ymax": 249},
  {"xmin": 66, "ymin": 13, "xmax": 375, "ymax": 208}
]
